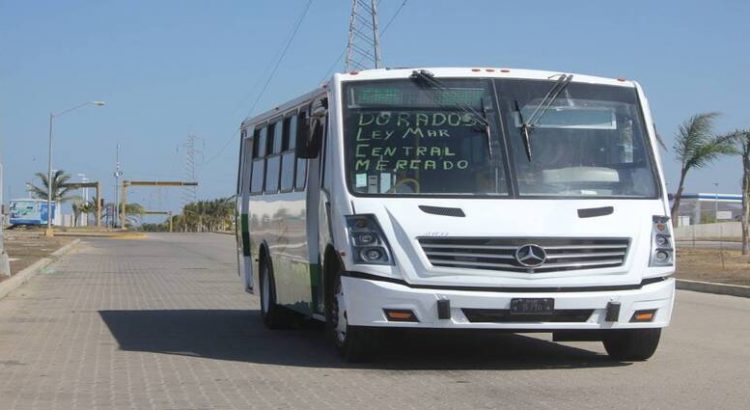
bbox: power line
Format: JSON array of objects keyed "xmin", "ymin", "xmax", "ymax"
[
  {"xmin": 382, "ymin": 0, "xmax": 408, "ymax": 33},
  {"xmin": 203, "ymin": 0, "xmax": 314, "ymax": 166},
  {"xmin": 246, "ymin": 0, "xmax": 313, "ymax": 119}
]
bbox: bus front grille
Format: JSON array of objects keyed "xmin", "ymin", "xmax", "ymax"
[
  {"xmin": 418, "ymin": 237, "xmax": 630, "ymax": 273},
  {"xmin": 462, "ymin": 308, "xmax": 594, "ymax": 323}
]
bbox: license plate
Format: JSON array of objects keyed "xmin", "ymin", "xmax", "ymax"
[{"xmin": 510, "ymin": 298, "xmax": 554, "ymax": 314}]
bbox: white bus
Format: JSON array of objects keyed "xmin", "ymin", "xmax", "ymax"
[{"xmin": 235, "ymin": 67, "xmax": 675, "ymax": 361}]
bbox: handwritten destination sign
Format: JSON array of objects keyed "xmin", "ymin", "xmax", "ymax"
[{"xmin": 351, "ymin": 110, "xmax": 484, "ymax": 172}]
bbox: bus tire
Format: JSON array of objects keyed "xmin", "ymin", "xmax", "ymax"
[
  {"xmin": 259, "ymin": 256, "xmax": 294, "ymax": 329},
  {"xmin": 325, "ymin": 267, "xmax": 379, "ymax": 362},
  {"xmin": 602, "ymin": 328, "xmax": 661, "ymax": 361}
]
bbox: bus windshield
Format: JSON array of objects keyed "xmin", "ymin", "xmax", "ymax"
[
  {"xmin": 343, "ymin": 79, "xmax": 507, "ymax": 196},
  {"xmin": 343, "ymin": 78, "xmax": 658, "ymax": 198}
]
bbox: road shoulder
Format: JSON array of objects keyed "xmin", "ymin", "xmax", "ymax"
[
  {"xmin": 0, "ymin": 238, "xmax": 81, "ymax": 301},
  {"xmin": 677, "ymin": 278, "xmax": 750, "ymax": 298}
]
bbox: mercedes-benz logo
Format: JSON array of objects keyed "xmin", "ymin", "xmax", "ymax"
[{"xmin": 515, "ymin": 244, "xmax": 547, "ymax": 267}]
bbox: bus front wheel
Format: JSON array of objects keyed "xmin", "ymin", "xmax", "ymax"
[
  {"xmin": 602, "ymin": 328, "xmax": 661, "ymax": 361},
  {"xmin": 325, "ymin": 268, "xmax": 379, "ymax": 362}
]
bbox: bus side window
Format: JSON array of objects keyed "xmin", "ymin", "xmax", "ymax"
[
  {"xmin": 251, "ymin": 158, "xmax": 265, "ymax": 194},
  {"xmin": 265, "ymin": 156, "xmax": 280, "ymax": 194},
  {"xmin": 273, "ymin": 118, "xmax": 283, "ymax": 154},
  {"xmin": 254, "ymin": 127, "xmax": 267, "ymax": 158},
  {"xmin": 295, "ymin": 111, "xmax": 308, "ymax": 190},
  {"xmin": 265, "ymin": 118, "xmax": 283, "ymax": 194},
  {"xmin": 239, "ymin": 129, "xmax": 254, "ymax": 195},
  {"xmin": 280, "ymin": 114, "xmax": 296, "ymax": 192},
  {"xmin": 266, "ymin": 121, "xmax": 276, "ymax": 156},
  {"xmin": 236, "ymin": 128, "xmax": 247, "ymax": 195},
  {"xmin": 251, "ymin": 126, "xmax": 267, "ymax": 194}
]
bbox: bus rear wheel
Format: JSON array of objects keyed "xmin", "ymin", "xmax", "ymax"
[
  {"xmin": 325, "ymin": 267, "xmax": 379, "ymax": 362},
  {"xmin": 602, "ymin": 328, "xmax": 661, "ymax": 361},
  {"xmin": 259, "ymin": 256, "xmax": 294, "ymax": 329}
]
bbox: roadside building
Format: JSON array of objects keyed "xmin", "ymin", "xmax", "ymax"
[{"xmin": 669, "ymin": 193, "xmax": 742, "ymax": 226}]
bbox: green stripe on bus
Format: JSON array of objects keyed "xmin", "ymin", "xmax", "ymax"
[{"xmin": 240, "ymin": 214, "xmax": 251, "ymax": 257}]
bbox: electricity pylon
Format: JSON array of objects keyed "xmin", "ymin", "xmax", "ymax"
[{"xmin": 345, "ymin": 0, "xmax": 383, "ymax": 71}]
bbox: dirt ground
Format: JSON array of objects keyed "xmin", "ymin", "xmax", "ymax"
[
  {"xmin": 676, "ymin": 248, "xmax": 750, "ymax": 286},
  {"xmin": 2, "ymin": 230, "xmax": 73, "ymax": 281}
]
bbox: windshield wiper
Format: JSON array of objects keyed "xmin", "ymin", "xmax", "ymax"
[
  {"xmin": 516, "ymin": 73, "xmax": 574, "ymax": 161},
  {"xmin": 409, "ymin": 70, "xmax": 490, "ymax": 130},
  {"xmin": 515, "ymin": 99, "xmax": 533, "ymax": 161},
  {"xmin": 410, "ymin": 69, "xmax": 495, "ymax": 156}
]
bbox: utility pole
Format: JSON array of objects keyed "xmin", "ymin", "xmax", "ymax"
[
  {"xmin": 0, "ymin": 161, "xmax": 10, "ymax": 276},
  {"xmin": 113, "ymin": 144, "xmax": 123, "ymax": 228},
  {"xmin": 77, "ymin": 173, "xmax": 89, "ymax": 203},
  {"xmin": 345, "ymin": 0, "xmax": 383, "ymax": 72},
  {"xmin": 182, "ymin": 135, "xmax": 201, "ymax": 206}
]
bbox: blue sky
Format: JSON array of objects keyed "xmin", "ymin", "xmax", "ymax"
[{"xmin": 1, "ymin": 0, "xmax": 749, "ymax": 217}]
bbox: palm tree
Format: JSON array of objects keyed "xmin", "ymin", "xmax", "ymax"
[
  {"xmin": 670, "ymin": 113, "xmax": 737, "ymax": 226},
  {"xmin": 28, "ymin": 169, "xmax": 77, "ymax": 202},
  {"xmin": 173, "ymin": 197, "xmax": 234, "ymax": 232},
  {"xmin": 119, "ymin": 203, "xmax": 145, "ymax": 228},
  {"xmin": 79, "ymin": 201, "xmax": 95, "ymax": 226},
  {"xmin": 726, "ymin": 129, "xmax": 750, "ymax": 254},
  {"xmin": 71, "ymin": 199, "xmax": 84, "ymax": 227}
]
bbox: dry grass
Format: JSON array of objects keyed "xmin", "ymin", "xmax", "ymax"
[
  {"xmin": 676, "ymin": 247, "xmax": 750, "ymax": 286},
  {"xmin": 2, "ymin": 231, "xmax": 73, "ymax": 280}
]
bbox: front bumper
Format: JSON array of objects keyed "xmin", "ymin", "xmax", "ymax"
[{"xmin": 342, "ymin": 274, "xmax": 675, "ymax": 330}]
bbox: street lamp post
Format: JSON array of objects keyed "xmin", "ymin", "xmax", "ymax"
[
  {"xmin": 45, "ymin": 101, "xmax": 105, "ymax": 237},
  {"xmin": 77, "ymin": 173, "xmax": 88, "ymax": 202},
  {"xmin": 1, "ymin": 161, "xmax": 10, "ymax": 276},
  {"xmin": 77, "ymin": 173, "xmax": 88, "ymax": 227}
]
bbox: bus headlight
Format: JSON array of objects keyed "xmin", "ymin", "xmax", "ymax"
[
  {"xmin": 649, "ymin": 215, "xmax": 674, "ymax": 267},
  {"xmin": 346, "ymin": 214, "xmax": 394, "ymax": 265}
]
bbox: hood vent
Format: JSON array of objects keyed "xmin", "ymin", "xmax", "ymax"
[
  {"xmin": 418, "ymin": 205, "xmax": 465, "ymax": 217},
  {"xmin": 578, "ymin": 206, "xmax": 614, "ymax": 218}
]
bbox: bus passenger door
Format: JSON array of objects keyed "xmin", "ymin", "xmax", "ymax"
[
  {"xmin": 304, "ymin": 98, "xmax": 328, "ymax": 314},
  {"xmin": 238, "ymin": 132, "xmax": 255, "ymax": 292}
]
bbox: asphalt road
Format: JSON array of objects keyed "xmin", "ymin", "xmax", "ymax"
[{"xmin": 0, "ymin": 233, "xmax": 747, "ymax": 410}]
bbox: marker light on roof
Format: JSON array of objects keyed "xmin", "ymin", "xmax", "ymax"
[
  {"xmin": 471, "ymin": 68, "xmax": 480, "ymax": 72},
  {"xmin": 501, "ymin": 69, "xmax": 510, "ymax": 73},
  {"xmin": 485, "ymin": 68, "xmax": 495, "ymax": 72}
]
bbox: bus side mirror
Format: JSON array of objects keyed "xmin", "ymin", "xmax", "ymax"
[{"xmin": 296, "ymin": 116, "xmax": 324, "ymax": 159}]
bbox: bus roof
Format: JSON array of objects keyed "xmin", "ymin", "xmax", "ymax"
[
  {"xmin": 241, "ymin": 66, "xmax": 636, "ymax": 129},
  {"xmin": 333, "ymin": 67, "xmax": 636, "ymax": 88}
]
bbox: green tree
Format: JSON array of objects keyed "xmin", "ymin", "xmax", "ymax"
[
  {"xmin": 71, "ymin": 199, "xmax": 85, "ymax": 227},
  {"xmin": 28, "ymin": 169, "xmax": 77, "ymax": 202},
  {"xmin": 670, "ymin": 113, "xmax": 736, "ymax": 226},
  {"xmin": 172, "ymin": 197, "xmax": 234, "ymax": 232},
  {"xmin": 727, "ymin": 129, "xmax": 750, "ymax": 255},
  {"xmin": 119, "ymin": 203, "xmax": 145, "ymax": 228}
]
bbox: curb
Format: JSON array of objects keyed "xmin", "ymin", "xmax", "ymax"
[
  {"xmin": 676, "ymin": 279, "xmax": 750, "ymax": 298},
  {"xmin": 0, "ymin": 239, "xmax": 81, "ymax": 301}
]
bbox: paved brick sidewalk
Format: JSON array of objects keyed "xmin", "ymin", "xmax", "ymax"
[{"xmin": 0, "ymin": 234, "xmax": 748, "ymax": 410}]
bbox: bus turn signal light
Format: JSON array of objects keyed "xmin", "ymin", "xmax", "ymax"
[
  {"xmin": 384, "ymin": 309, "xmax": 418, "ymax": 322},
  {"xmin": 631, "ymin": 310, "xmax": 656, "ymax": 322}
]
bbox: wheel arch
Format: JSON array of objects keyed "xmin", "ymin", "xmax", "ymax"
[{"xmin": 322, "ymin": 243, "xmax": 342, "ymax": 309}]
